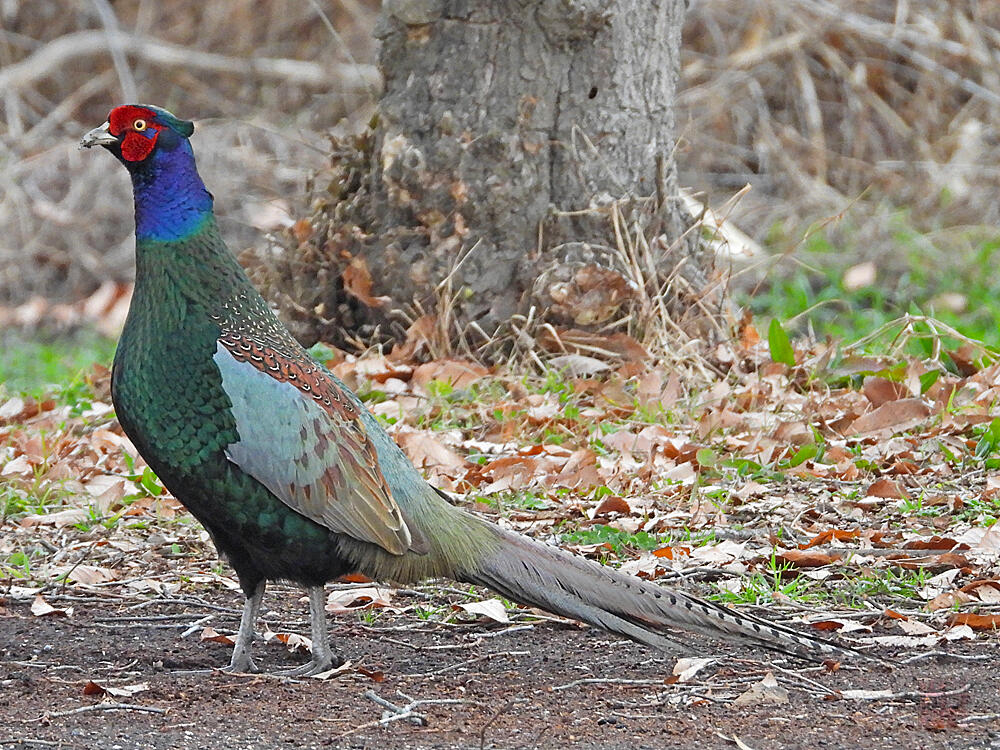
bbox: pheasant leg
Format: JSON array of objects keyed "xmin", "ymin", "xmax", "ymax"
[
  {"xmin": 276, "ymin": 585, "xmax": 341, "ymax": 677},
  {"xmin": 223, "ymin": 580, "xmax": 265, "ymax": 673}
]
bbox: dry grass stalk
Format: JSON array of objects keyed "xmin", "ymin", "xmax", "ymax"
[{"xmin": 680, "ymin": 0, "xmax": 1000, "ymax": 250}]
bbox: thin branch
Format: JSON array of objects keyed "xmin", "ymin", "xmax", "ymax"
[{"xmin": 0, "ymin": 30, "xmax": 380, "ymax": 94}]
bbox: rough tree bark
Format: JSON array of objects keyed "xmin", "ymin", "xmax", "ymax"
[{"xmin": 266, "ymin": 0, "xmax": 715, "ymax": 356}]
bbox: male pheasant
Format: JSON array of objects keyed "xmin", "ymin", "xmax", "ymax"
[{"xmin": 82, "ymin": 105, "xmax": 853, "ymax": 675}]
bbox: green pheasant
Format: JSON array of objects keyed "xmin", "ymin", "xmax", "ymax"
[{"xmin": 82, "ymin": 105, "xmax": 853, "ymax": 675}]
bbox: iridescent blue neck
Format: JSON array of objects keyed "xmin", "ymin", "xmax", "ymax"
[{"xmin": 129, "ymin": 138, "xmax": 214, "ymax": 242}]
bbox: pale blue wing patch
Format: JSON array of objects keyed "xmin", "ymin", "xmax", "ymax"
[{"xmin": 213, "ymin": 342, "xmax": 411, "ymax": 554}]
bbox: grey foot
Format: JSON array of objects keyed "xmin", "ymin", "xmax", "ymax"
[{"xmin": 274, "ymin": 653, "xmax": 342, "ymax": 678}]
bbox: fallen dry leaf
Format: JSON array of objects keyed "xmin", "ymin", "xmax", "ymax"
[
  {"xmin": 865, "ymin": 478, "xmax": 908, "ymax": 499},
  {"xmin": 733, "ymin": 671, "xmax": 788, "ymax": 706},
  {"xmin": 20, "ymin": 508, "xmax": 90, "ymax": 528},
  {"xmin": 199, "ymin": 627, "xmax": 235, "ymax": 645},
  {"xmin": 671, "ymin": 657, "xmax": 713, "ymax": 683},
  {"xmin": 456, "ymin": 598, "xmax": 510, "ymax": 623},
  {"xmin": 263, "ymin": 628, "xmax": 312, "ymax": 653},
  {"xmin": 342, "ymin": 256, "xmax": 390, "ymax": 308},
  {"xmin": 961, "ymin": 580, "xmax": 1000, "ymax": 604},
  {"xmin": 849, "ymin": 398, "xmax": 930, "ymax": 436},
  {"xmin": 862, "ymin": 376, "xmax": 908, "ymax": 407},
  {"xmin": 774, "ymin": 548, "xmax": 842, "ymax": 568},
  {"xmin": 800, "ymin": 529, "xmax": 860, "ymax": 549},
  {"xmin": 947, "ymin": 613, "xmax": 1000, "ymax": 630},
  {"xmin": 592, "ymin": 495, "xmax": 630, "ymax": 518},
  {"xmin": 412, "ymin": 358, "xmax": 489, "ymax": 390},
  {"xmin": 896, "ymin": 618, "xmax": 938, "ymax": 636},
  {"xmin": 30, "ymin": 595, "xmax": 71, "ymax": 618},
  {"xmin": 83, "ymin": 680, "xmax": 150, "ymax": 698},
  {"xmin": 325, "ymin": 586, "xmax": 395, "ymax": 614}
]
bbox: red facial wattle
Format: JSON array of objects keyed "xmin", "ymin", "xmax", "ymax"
[
  {"xmin": 120, "ymin": 130, "xmax": 159, "ymax": 161},
  {"xmin": 107, "ymin": 105, "xmax": 160, "ymax": 162}
]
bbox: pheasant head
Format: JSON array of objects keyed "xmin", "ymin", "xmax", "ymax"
[{"xmin": 81, "ymin": 105, "xmax": 211, "ymax": 242}]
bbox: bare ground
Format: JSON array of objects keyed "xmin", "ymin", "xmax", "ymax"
[{"xmin": 2, "ymin": 585, "xmax": 999, "ymax": 750}]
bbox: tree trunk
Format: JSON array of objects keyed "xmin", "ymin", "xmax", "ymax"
[{"xmin": 265, "ymin": 0, "xmax": 715, "ymax": 356}]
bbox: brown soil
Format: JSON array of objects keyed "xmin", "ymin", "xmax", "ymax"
[{"xmin": 2, "ymin": 587, "xmax": 998, "ymax": 750}]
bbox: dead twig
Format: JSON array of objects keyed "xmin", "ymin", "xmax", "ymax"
[
  {"xmin": 28, "ymin": 702, "xmax": 168, "ymax": 722},
  {"xmin": 552, "ymin": 677, "xmax": 670, "ymax": 692},
  {"xmin": 0, "ymin": 30, "xmax": 379, "ymax": 94}
]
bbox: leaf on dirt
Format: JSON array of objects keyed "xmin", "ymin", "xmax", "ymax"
[
  {"xmin": 896, "ymin": 618, "xmax": 938, "ymax": 636},
  {"xmin": 199, "ymin": 627, "xmax": 235, "ymax": 645},
  {"xmin": 395, "ymin": 429, "xmax": 468, "ymax": 475},
  {"xmin": 948, "ymin": 345, "xmax": 981, "ymax": 377},
  {"xmin": 947, "ymin": 613, "xmax": 1000, "ymax": 630},
  {"xmin": 865, "ymin": 478, "xmax": 908, "ymax": 499},
  {"xmin": 64, "ymin": 565, "xmax": 119, "ymax": 585},
  {"xmin": 412, "ymin": 358, "xmax": 489, "ymax": 390},
  {"xmin": 652, "ymin": 546, "xmax": 690, "ymax": 560},
  {"xmin": 546, "ymin": 354, "xmax": 611, "ymax": 378},
  {"xmin": 456, "ymin": 598, "xmax": 510, "ymax": 623},
  {"xmin": 82, "ymin": 680, "xmax": 104, "ymax": 696},
  {"xmin": 774, "ymin": 548, "xmax": 842, "ymax": 567},
  {"xmin": 671, "ymin": 657, "xmax": 713, "ymax": 683},
  {"xmin": 961, "ymin": 580, "xmax": 1000, "ymax": 603},
  {"xmin": 729, "ymin": 736, "xmax": 759, "ymax": 750},
  {"xmin": 537, "ymin": 327, "xmax": 648, "ymax": 363},
  {"xmin": 325, "ymin": 587, "xmax": 395, "ymax": 614},
  {"xmin": 689, "ymin": 540, "xmax": 747, "ymax": 565},
  {"xmin": 635, "ymin": 369, "xmax": 663, "ymax": 409},
  {"xmin": 126, "ymin": 579, "xmax": 181, "ymax": 596},
  {"xmin": 84, "ymin": 475, "xmax": 129, "ymax": 513},
  {"xmin": 544, "ymin": 266, "xmax": 638, "ymax": 326},
  {"xmin": 926, "ymin": 590, "xmax": 973, "ymax": 611},
  {"xmin": 919, "ymin": 568, "xmax": 962, "ymax": 599},
  {"xmin": 903, "ymin": 536, "xmax": 966, "ymax": 551},
  {"xmin": 356, "ymin": 665, "xmax": 385, "ymax": 683},
  {"xmin": 551, "ymin": 448, "xmax": 603, "ymax": 488},
  {"xmin": 592, "ymin": 495, "xmax": 630, "ymax": 518},
  {"xmin": 942, "ymin": 624, "xmax": 976, "ymax": 641},
  {"xmin": 310, "ymin": 661, "xmax": 355, "ymax": 681},
  {"xmin": 83, "ymin": 680, "xmax": 149, "ymax": 698},
  {"xmin": 388, "ymin": 315, "xmax": 437, "ymax": 363},
  {"xmin": 799, "ymin": 529, "xmax": 859, "ymax": 549},
  {"xmin": 0, "ymin": 396, "xmax": 38, "ymax": 423},
  {"xmin": 30, "ymin": 595, "xmax": 71, "ymax": 618},
  {"xmin": 19, "ymin": 508, "xmax": 90, "ymax": 528},
  {"xmin": 973, "ymin": 523, "xmax": 1000, "ymax": 554},
  {"xmin": 263, "ymin": 628, "xmax": 312, "ymax": 653},
  {"xmin": 862, "ymin": 376, "xmax": 908, "ymax": 407},
  {"xmin": 848, "ymin": 398, "xmax": 930, "ymax": 436},
  {"xmin": 732, "ymin": 671, "xmax": 788, "ymax": 706},
  {"xmin": 738, "ymin": 311, "xmax": 760, "ymax": 349},
  {"xmin": 342, "ymin": 256, "xmax": 390, "ymax": 308},
  {"xmin": 2, "ymin": 455, "xmax": 35, "ymax": 478},
  {"xmin": 809, "ymin": 619, "xmax": 870, "ymax": 633}
]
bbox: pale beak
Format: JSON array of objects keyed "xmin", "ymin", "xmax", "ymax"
[{"xmin": 80, "ymin": 121, "xmax": 119, "ymax": 149}]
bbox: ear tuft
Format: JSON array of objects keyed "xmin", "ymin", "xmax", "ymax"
[{"xmin": 176, "ymin": 119, "xmax": 195, "ymax": 138}]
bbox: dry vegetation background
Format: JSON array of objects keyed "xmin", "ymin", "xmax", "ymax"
[{"xmin": 2, "ymin": 0, "xmax": 999, "ymax": 312}]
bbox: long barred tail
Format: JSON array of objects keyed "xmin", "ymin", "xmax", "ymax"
[{"xmin": 461, "ymin": 520, "xmax": 861, "ymax": 662}]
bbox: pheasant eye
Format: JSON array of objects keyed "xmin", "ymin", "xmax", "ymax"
[{"xmin": 133, "ymin": 119, "xmax": 147, "ymax": 131}]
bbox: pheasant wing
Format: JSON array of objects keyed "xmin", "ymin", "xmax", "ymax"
[{"xmin": 213, "ymin": 335, "xmax": 412, "ymax": 555}]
